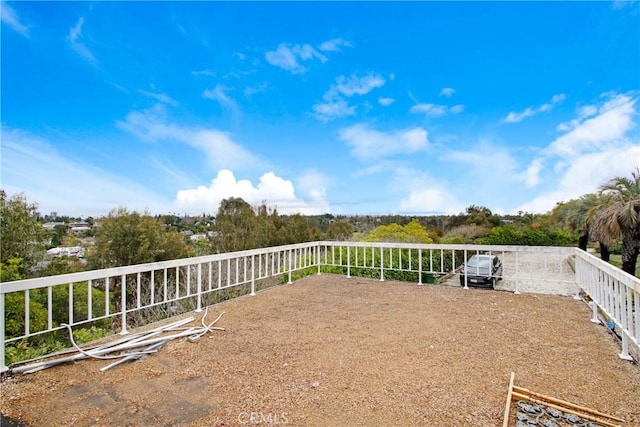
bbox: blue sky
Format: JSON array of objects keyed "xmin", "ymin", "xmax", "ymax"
[{"xmin": 2, "ymin": 1, "xmax": 639, "ymax": 217}]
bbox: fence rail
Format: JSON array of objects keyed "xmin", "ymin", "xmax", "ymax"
[{"xmin": 1, "ymin": 242, "xmax": 638, "ymax": 372}]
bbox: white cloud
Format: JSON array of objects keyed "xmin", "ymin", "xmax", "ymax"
[
  {"xmin": 409, "ymin": 99, "xmax": 465, "ymax": 116},
  {"xmin": 1, "ymin": 1, "xmax": 29, "ymax": 38},
  {"xmin": 116, "ymin": 104, "xmax": 261, "ymax": 172},
  {"xmin": 202, "ymin": 84, "xmax": 240, "ymax": 115},
  {"xmin": 332, "ymin": 74, "xmax": 385, "ymax": 97},
  {"xmin": 392, "ymin": 169, "xmax": 464, "ymax": 214},
  {"xmin": 174, "ymin": 169, "xmax": 330, "ymax": 215},
  {"xmin": 502, "ymin": 93, "xmax": 566, "ymax": 123},
  {"xmin": 313, "ymin": 73, "xmax": 386, "ymax": 121},
  {"xmin": 1, "ymin": 128, "xmax": 170, "ymax": 216},
  {"xmin": 445, "ymin": 142, "xmax": 519, "ymax": 179},
  {"xmin": 556, "ymin": 104, "xmax": 598, "ymax": 131},
  {"xmin": 138, "ymin": 90, "xmax": 178, "ymax": 106},
  {"xmin": 265, "ymin": 43, "xmax": 326, "ymax": 74},
  {"xmin": 522, "ymin": 158, "xmax": 543, "ymax": 188},
  {"xmin": 409, "ymin": 103, "xmax": 448, "ymax": 117},
  {"xmin": 319, "ymin": 37, "xmax": 351, "ymax": 52},
  {"xmin": 68, "ymin": 17, "xmax": 97, "ymax": 65},
  {"xmin": 398, "ymin": 187, "xmax": 464, "ymax": 215},
  {"xmin": 546, "ymin": 93, "xmax": 636, "ymax": 157},
  {"xmin": 378, "ymin": 97, "xmax": 394, "ymax": 106},
  {"xmin": 313, "ymin": 99, "xmax": 356, "ymax": 122},
  {"xmin": 444, "ymin": 141, "xmax": 529, "ymax": 208},
  {"xmin": 339, "ymin": 124, "xmax": 429, "ymax": 161},
  {"xmin": 515, "ymin": 91, "xmax": 640, "ymax": 213},
  {"xmin": 439, "ymin": 87, "xmax": 455, "ymax": 97},
  {"xmin": 243, "ymin": 82, "xmax": 269, "ymax": 97},
  {"xmin": 517, "ymin": 145, "xmax": 640, "ymax": 213}
]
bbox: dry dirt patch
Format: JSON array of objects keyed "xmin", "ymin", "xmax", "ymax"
[{"xmin": 1, "ymin": 274, "xmax": 639, "ymax": 426}]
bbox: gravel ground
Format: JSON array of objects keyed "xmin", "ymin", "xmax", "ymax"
[{"xmin": 1, "ymin": 274, "xmax": 639, "ymax": 427}]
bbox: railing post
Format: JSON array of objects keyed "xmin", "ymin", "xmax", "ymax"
[
  {"xmin": 418, "ymin": 249, "xmax": 423, "ymax": 285},
  {"xmin": 347, "ymin": 246, "xmax": 351, "ymax": 278},
  {"xmin": 590, "ymin": 301, "xmax": 600, "ymax": 324},
  {"xmin": 317, "ymin": 243, "xmax": 322, "ymax": 275},
  {"xmin": 619, "ymin": 286, "xmax": 633, "ymax": 361},
  {"xmin": 620, "ymin": 335, "xmax": 633, "ymax": 361},
  {"xmin": 251, "ymin": 255, "xmax": 256, "ymax": 296},
  {"xmin": 379, "ymin": 247, "xmax": 384, "ymax": 282},
  {"xmin": 196, "ymin": 263, "xmax": 203, "ymax": 312},
  {"xmin": 67, "ymin": 284, "xmax": 73, "ymax": 325},
  {"xmin": 514, "ymin": 251, "xmax": 521, "ymax": 294},
  {"xmin": 463, "ymin": 250, "xmax": 469, "ymax": 290},
  {"xmin": 120, "ymin": 274, "xmax": 128, "ymax": 335},
  {"xmin": 288, "ymin": 250, "xmax": 293, "ymax": 284},
  {"xmin": 0, "ymin": 292, "xmax": 7, "ymax": 373}
]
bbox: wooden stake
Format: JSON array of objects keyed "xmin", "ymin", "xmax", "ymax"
[
  {"xmin": 513, "ymin": 385, "xmax": 624, "ymax": 423},
  {"xmin": 502, "ymin": 372, "xmax": 515, "ymax": 427}
]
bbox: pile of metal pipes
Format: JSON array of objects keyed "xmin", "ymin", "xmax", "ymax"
[{"xmin": 9, "ymin": 308, "xmax": 225, "ymax": 374}]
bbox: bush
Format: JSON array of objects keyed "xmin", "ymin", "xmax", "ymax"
[{"xmin": 475, "ymin": 225, "xmax": 575, "ymax": 246}]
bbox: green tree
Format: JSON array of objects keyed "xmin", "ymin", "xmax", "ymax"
[
  {"xmin": 592, "ymin": 169, "xmax": 640, "ymax": 276},
  {"xmin": 326, "ymin": 220, "xmax": 354, "ymax": 241},
  {"xmin": 282, "ymin": 214, "xmax": 312, "ymax": 244},
  {"xmin": 212, "ymin": 197, "xmax": 257, "ymax": 252},
  {"xmin": 557, "ymin": 194, "xmax": 606, "ymax": 254},
  {"xmin": 0, "ymin": 190, "xmax": 47, "ymax": 278},
  {"xmin": 91, "ymin": 207, "xmax": 189, "ymax": 268},
  {"xmin": 363, "ymin": 219, "xmax": 434, "ymax": 243},
  {"xmin": 49, "ymin": 224, "xmax": 68, "ymax": 248}
]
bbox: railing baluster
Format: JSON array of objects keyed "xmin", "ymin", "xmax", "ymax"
[
  {"xmin": 208, "ymin": 261, "xmax": 213, "ymax": 291},
  {"xmin": 68, "ymin": 283, "xmax": 73, "ymax": 325},
  {"xmin": 186, "ymin": 266, "xmax": 191, "ymax": 297},
  {"xmin": 196, "ymin": 263, "xmax": 202, "ymax": 312},
  {"xmin": 251, "ymin": 255, "xmax": 256, "ymax": 296},
  {"xmin": 105, "ymin": 277, "xmax": 110, "ymax": 316},
  {"xmin": 48, "ymin": 286, "xmax": 53, "ymax": 329},
  {"xmin": 163, "ymin": 269, "xmax": 168, "ymax": 302},
  {"xmin": 150, "ymin": 270, "xmax": 155, "ymax": 305},
  {"xmin": 87, "ymin": 280, "xmax": 92, "ymax": 321},
  {"xmin": 120, "ymin": 274, "xmax": 127, "ymax": 335},
  {"xmin": 136, "ymin": 272, "xmax": 141, "ymax": 309},
  {"xmin": 418, "ymin": 249, "xmax": 422, "ymax": 285},
  {"xmin": 24, "ymin": 290, "xmax": 30, "ymax": 337},
  {"xmin": 175, "ymin": 267, "xmax": 180, "ymax": 299},
  {"xmin": 379, "ymin": 247, "xmax": 384, "ymax": 282}
]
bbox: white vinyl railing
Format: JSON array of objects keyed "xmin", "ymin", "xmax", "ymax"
[
  {"xmin": 574, "ymin": 249, "xmax": 640, "ymax": 361},
  {"xmin": 1, "ymin": 242, "xmax": 638, "ymax": 372}
]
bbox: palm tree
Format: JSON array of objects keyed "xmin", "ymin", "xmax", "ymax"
[
  {"xmin": 559, "ymin": 193, "xmax": 610, "ymax": 260},
  {"xmin": 562, "ymin": 197, "xmax": 591, "ymax": 251},
  {"xmin": 592, "ymin": 168, "xmax": 640, "ymax": 276}
]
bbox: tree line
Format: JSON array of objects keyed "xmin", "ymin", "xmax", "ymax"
[{"xmin": 2, "ymin": 168, "xmax": 639, "ymax": 281}]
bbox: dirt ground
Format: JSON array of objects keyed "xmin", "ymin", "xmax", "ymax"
[{"xmin": 1, "ymin": 274, "xmax": 639, "ymax": 427}]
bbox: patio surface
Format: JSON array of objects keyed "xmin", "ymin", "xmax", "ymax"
[{"xmin": 1, "ymin": 274, "xmax": 639, "ymax": 426}]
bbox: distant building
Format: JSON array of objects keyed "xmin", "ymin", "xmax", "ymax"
[
  {"xmin": 47, "ymin": 246, "xmax": 85, "ymax": 258},
  {"xmin": 42, "ymin": 222, "xmax": 65, "ymax": 230},
  {"xmin": 69, "ymin": 222, "xmax": 91, "ymax": 234}
]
